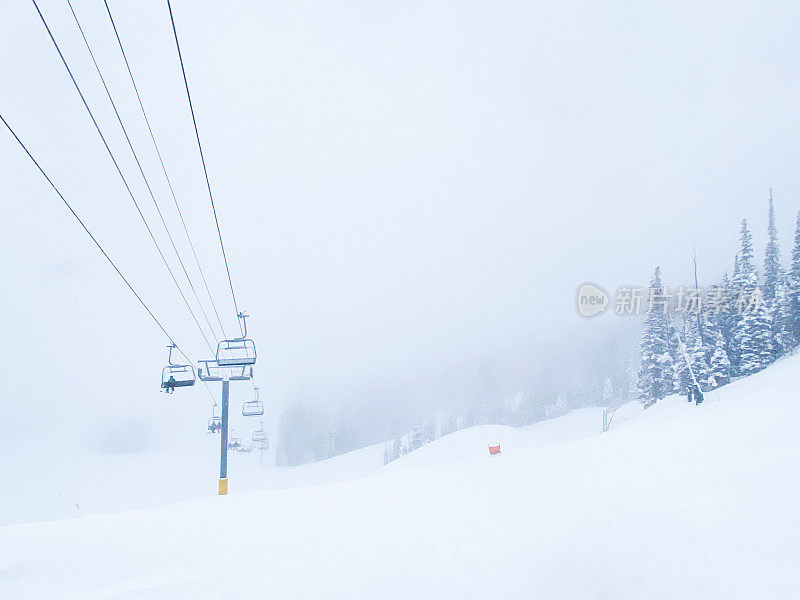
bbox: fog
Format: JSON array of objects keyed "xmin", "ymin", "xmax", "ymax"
[{"xmin": 2, "ymin": 1, "xmax": 800, "ymax": 458}]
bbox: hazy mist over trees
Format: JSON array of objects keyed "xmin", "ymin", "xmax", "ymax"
[{"xmin": 277, "ymin": 320, "xmax": 639, "ymax": 466}]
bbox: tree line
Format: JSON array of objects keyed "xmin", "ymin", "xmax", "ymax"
[{"xmin": 638, "ymin": 193, "xmax": 800, "ymax": 406}]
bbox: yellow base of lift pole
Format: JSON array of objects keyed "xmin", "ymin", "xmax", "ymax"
[{"xmin": 218, "ymin": 478, "xmax": 228, "ymax": 495}]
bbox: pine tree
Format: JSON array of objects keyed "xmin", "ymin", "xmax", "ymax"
[
  {"xmin": 772, "ymin": 279, "xmax": 797, "ymax": 355},
  {"xmin": 729, "ymin": 219, "xmax": 773, "ymax": 374},
  {"xmin": 733, "ymin": 289, "xmax": 773, "ymax": 375},
  {"xmin": 638, "ymin": 267, "xmax": 675, "ymax": 406},
  {"xmin": 763, "ymin": 190, "xmax": 782, "ymax": 305},
  {"xmin": 735, "ymin": 219, "xmax": 755, "ymax": 283},
  {"xmin": 762, "ymin": 191, "xmax": 791, "ymax": 357},
  {"xmin": 732, "ymin": 255, "xmax": 741, "ymax": 286},
  {"xmin": 722, "ymin": 267, "xmax": 739, "ymax": 367},
  {"xmin": 668, "ymin": 319, "xmax": 689, "ymax": 393},
  {"xmin": 787, "ymin": 211, "xmax": 800, "ymax": 340},
  {"xmin": 707, "ymin": 328, "xmax": 732, "ymax": 388},
  {"xmin": 709, "ymin": 273, "xmax": 736, "ymax": 361},
  {"xmin": 683, "ymin": 314, "xmax": 711, "ymax": 389}
]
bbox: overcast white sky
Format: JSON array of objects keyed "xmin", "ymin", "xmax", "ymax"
[{"xmin": 3, "ymin": 1, "xmax": 800, "ymax": 447}]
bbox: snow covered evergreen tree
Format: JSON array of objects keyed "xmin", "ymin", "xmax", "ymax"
[
  {"xmin": 787, "ymin": 211, "xmax": 800, "ymax": 340},
  {"xmin": 761, "ymin": 192, "xmax": 794, "ymax": 357},
  {"xmin": 709, "ymin": 273, "xmax": 736, "ymax": 361},
  {"xmin": 700, "ymin": 283, "xmax": 732, "ymax": 388},
  {"xmin": 772, "ymin": 279, "xmax": 797, "ymax": 355},
  {"xmin": 763, "ymin": 191, "xmax": 782, "ymax": 307},
  {"xmin": 638, "ymin": 267, "xmax": 675, "ymax": 407},
  {"xmin": 732, "ymin": 220, "xmax": 755, "ymax": 288},
  {"xmin": 732, "ymin": 254, "xmax": 741, "ymax": 286},
  {"xmin": 721, "ymin": 267, "xmax": 739, "ymax": 366},
  {"xmin": 729, "ymin": 219, "xmax": 774, "ymax": 374},
  {"xmin": 683, "ymin": 314, "xmax": 711, "ymax": 389},
  {"xmin": 733, "ymin": 293, "xmax": 773, "ymax": 375},
  {"xmin": 707, "ymin": 328, "xmax": 732, "ymax": 388},
  {"xmin": 668, "ymin": 319, "xmax": 688, "ymax": 393}
]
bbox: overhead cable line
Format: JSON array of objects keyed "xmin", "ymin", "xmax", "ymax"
[
  {"xmin": 101, "ymin": 0, "xmax": 229, "ymax": 340},
  {"xmin": 30, "ymin": 0, "xmax": 214, "ymax": 354},
  {"xmin": 167, "ymin": 0, "xmax": 244, "ymax": 337},
  {"xmin": 66, "ymin": 0, "xmax": 220, "ymax": 346},
  {"xmin": 0, "ymin": 113, "xmax": 194, "ymax": 366}
]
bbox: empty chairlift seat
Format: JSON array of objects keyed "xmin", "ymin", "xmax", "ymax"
[
  {"xmin": 252, "ymin": 421, "xmax": 267, "ymax": 442},
  {"xmin": 216, "ymin": 338, "xmax": 257, "ymax": 367},
  {"xmin": 242, "ymin": 400, "xmax": 264, "ymax": 417}
]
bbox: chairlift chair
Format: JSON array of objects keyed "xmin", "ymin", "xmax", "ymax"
[
  {"xmin": 242, "ymin": 400, "xmax": 264, "ymax": 417},
  {"xmin": 215, "ymin": 312, "xmax": 257, "ymax": 367},
  {"xmin": 161, "ymin": 344, "xmax": 196, "ymax": 390},
  {"xmin": 161, "ymin": 365, "xmax": 196, "ymax": 389},
  {"xmin": 252, "ymin": 421, "xmax": 267, "ymax": 443},
  {"xmin": 208, "ymin": 404, "xmax": 222, "ymax": 433},
  {"xmin": 216, "ymin": 338, "xmax": 257, "ymax": 367}
]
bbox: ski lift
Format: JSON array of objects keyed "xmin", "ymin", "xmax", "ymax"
[
  {"xmin": 215, "ymin": 312, "xmax": 257, "ymax": 366},
  {"xmin": 242, "ymin": 400, "xmax": 264, "ymax": 417},
  {"xmin": 242, "ymin": 386, "xmax": 264, "ymax": 417},
  {"xmin": 251, "ymin": 421, "xmax": 267, "ymax": 443},
  {"xmin": 228, "ymin": 436, "xmax": 241, "ymax": 449},
  {"xmin": 217, "ymin": 339, "xmax": 256, "ymax": 366},
  {"xmin": 161, "ymin": 344, "xmax": 196, "ymax": 390},
  {"xmin": 208, "ymin": 404, "xmax": 222, "ymax": 433}
]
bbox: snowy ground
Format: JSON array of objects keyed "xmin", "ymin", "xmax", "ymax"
[{"xmin": 3, "ymin": 355, "xmax": 800, "ymax": 598}]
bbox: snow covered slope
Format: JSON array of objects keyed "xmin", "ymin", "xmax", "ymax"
[{"xmin": 2, "ymin": 354, "xmax": 800, "ymax": 598}]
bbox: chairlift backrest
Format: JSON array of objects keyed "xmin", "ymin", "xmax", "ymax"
[
  {"xmin": 216, "ymin": 338, "xmax": 257, "ymax": 367},
  {"xmin": 242, "ymin": 400, "xmax": 264, "ymax": 417}
]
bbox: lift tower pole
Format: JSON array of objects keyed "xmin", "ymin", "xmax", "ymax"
[{"xmin": 219, "ymin": 377, "xmax": 229, "ymax": 495}]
